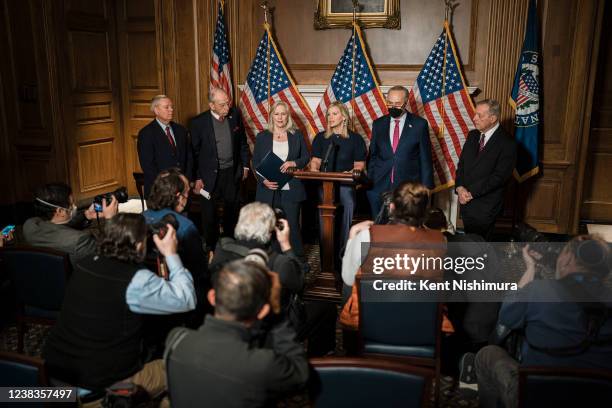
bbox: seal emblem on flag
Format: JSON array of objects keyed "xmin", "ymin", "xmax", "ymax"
[{"xmin": 515, "ymin": 52, "xmax": 539, "ymax": 127}]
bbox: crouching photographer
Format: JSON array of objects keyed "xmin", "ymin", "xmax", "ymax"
[
  {"xmin": 164, "ymin": 259, "xmax": 309, "ymax": 407},
  {"xmin": 210, "ymin": 202, "xmax": 336, "ymax": 355},
  {"xmin": 23, "ymin": 182, "xmax": 119, "ymax": 266},
  {"xmin": 474, "ymin": 235, "xmax": 612, "ymax": 408},
  {"xmin": 43, "ymin": 213, "xmax": 196, "ymax": 402}
]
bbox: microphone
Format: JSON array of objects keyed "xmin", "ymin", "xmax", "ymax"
[{"xmin": 322, "ymin": 137, "xmax": 338, "ymax": 172}]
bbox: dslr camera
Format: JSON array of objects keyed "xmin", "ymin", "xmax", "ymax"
[
  {"xmin": 274, "ymin": 208, "xmax": 286, "ymax": 231},
  {"xmin": 93, "ymin": 187, "xmax": 129, "ymax": 212},
  {"xmin": 148, "ymin": 213, "xmax": 180, "ymax": 239}
]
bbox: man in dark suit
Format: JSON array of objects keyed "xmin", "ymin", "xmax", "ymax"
[
  {"xmin": 191, "ymin": 87, "xmax": 250, "ymax": 252},
  {"xmin": 455, "ymin": 99, "xmax": 516, "ymax": 240},
  {"xmin": 137, "ymin": 95, "xmax": 193, "ymax": 197},
  {"xmin": 367, "ymin": 85, "xmax": 434, "ymax": 217}
]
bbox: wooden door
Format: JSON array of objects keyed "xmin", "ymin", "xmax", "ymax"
[
  {"xmin": 57, "ymin": 0, "xmax": 126, "ymax": 203},
  {"xmin": 581, "ymin": 0, "xmax": 612, "ymax": 223}
]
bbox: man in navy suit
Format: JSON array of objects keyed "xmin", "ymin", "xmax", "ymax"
[
  {"xmin": 455, "ymin": 99, "xmax": 516, "ymax": 240},
  {"xmin": 367, "ymin": 86, "xmax": 434, "ymax": 217},
  {"xmin": 137, "ymin": 95, "xmax": 193, "ymax": 197},
  {"xmin": 191, "ymin": 87, "xmax": 250, "ymax": 252}
]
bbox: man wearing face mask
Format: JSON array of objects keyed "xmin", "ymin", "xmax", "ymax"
[
  {"xmin": 367, "ymin": 85, "xmax": 434, "ymax": 218},
  {"xmin": 23, "ymin": 182, "xmax": 118, "ymax": 267}
]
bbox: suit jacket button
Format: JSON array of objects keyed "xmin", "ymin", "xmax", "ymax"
[{"xmin": 214, "ymin": 170, "xmax": 218, "ymax": 173}]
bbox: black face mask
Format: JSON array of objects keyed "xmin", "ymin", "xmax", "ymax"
[{"xmin": 388, "ymin": 107, "xmax": 404, "ymax": 118}]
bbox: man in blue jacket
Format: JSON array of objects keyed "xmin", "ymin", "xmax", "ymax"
[{"xmin": 367, "ymin": 86, "xmax": 433, "ymax": 218}]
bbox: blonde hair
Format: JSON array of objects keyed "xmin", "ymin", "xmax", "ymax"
[
  {"xmin": 267, "ymin": 101, "xmax": 296, "ymax": 133},
  {"xmin": 325, "ymin": 101, "xmax": 351, "ymax": 139}
]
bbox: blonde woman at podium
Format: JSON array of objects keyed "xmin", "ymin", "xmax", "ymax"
[
  {"xmin": 253, "ymin": 100, "xmax": 310, "ymax": 258},
  {"xmin": 309, "ymin": 101, "xmax": 367, "ymax": 248}
]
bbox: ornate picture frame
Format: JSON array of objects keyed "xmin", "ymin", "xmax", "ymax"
[{"xmin": 314, "ymin": 0, "xmax": 400, "ymax": 30}]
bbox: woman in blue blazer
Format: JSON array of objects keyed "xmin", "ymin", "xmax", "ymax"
[{"xmin": 252, "ymin": 101, "xmax": 310, "ymax": 257}]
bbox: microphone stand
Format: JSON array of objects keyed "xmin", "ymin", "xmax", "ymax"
[{"xmin": 321, "ymin": 138, "xmax": 337, "ymax": 172}]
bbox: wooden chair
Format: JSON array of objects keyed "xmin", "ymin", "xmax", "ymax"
[
  {"xmin": 518, "ymin": 366, "xmax": 612, "ymax": 407},
  {"xmin": 310, "ymin": 357, "xmax": 434, "ymax": 408},
  {"xmin": 357, "ymin": 274, "xmax": 443, "ymax": 406},
  {"xmin": 0, "ymin": 246, "xmax": 71, "ymax": 353},
  {"xmin": 133, "ymin": 172, "xmax": 146, "ymax": 212}
]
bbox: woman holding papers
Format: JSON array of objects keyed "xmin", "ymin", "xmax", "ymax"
[
  {"xmin": 310, "ymin": 101, "xmax": 367, "ymax": 248},
  {"xmin": 252, "ymin": 100, "xmax": 310, "ymax": 257}
]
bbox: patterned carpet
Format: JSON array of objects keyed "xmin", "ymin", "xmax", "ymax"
[{"xmin": 0, "ymin": 243, "xmax": 478, "ymax": 407}]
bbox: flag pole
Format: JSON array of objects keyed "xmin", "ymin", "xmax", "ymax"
[
  {"xmin": 350, "ymin": 0, "xmax": 360, "ymax": 131},
  {"xmin": 261, "ymin": 1, "xmax": 272, "ymax": 115}
]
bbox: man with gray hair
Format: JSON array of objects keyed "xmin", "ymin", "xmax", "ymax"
[
  {"xmin": 137, "ymin": 95, "xmax": 193, "ymax": 197},
  {"xmin": 190, "ymin": 87, "xmax": 250, "ymax": 252},
  {"xmin": 455, "ymin": 99, "xmax": 516, "ymax": 240},
  {"xmin": 210, "ymin": 202, "xmax": 303, "ymax": 304},
  {"xmin": 367, "ymin": 85, "xmax": 434, "ymax": 218}
]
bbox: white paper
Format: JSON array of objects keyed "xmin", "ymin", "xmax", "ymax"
[{"xmin": 199, "ymin": 188, "xmax": 211, "ymax": 200}]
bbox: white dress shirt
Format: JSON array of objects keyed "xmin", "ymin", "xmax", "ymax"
[
  {"xmin": 480, "ymin": 122, "xmax": 500, "ymax": 147},
  {"xmin": 156, "ymin": 118, "xmax": 176, "ymax": 145}
]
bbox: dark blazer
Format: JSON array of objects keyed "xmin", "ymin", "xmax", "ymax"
[
  {"xmin": 368, "ymin": 112, "xmax": 434, "ymax": 190},
  {"xmin": 165, "ymin": 317, "xmax": 309, "ymax": 407},
  {"xmin": 190, "ymin": 107, "xmax": 250, "ymax": 193},
  {"xmin": 253, "ymin": 130, "xmax": 310, "ymax": 203},
  {"xmin": 137, "ymin": 120, "xmax": 193, "ymax": 197},
  {"xmin": 455, "ymin": 126, "xmax": 516, "ymax": 224}
]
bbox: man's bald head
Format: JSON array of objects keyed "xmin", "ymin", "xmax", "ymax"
[{"xmin": 209, "ymin": 87, "xmax": 231, "ymax": 119}]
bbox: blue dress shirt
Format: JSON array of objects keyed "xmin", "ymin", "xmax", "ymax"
[{"xmin": 125, "ymin": 254, "xmax": 196, "ymax": 314}]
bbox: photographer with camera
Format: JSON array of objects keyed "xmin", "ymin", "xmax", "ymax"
[
  {"xmin": 164, "ymin": 259, "xmax": 309, "ymax": 407},
  {"xmin": 43, "ymin": 213, "xmax": 196, "ymax": 399},
  {"xmin": 23, "ymin": 182, "xmax": 119, "ymax": 266},
  {"xmin": 211, "ymin": 202, "xmax": 302, "ymax": 305},
  {"xmin": 144, "ymin": 168, "xmax": 208, "ymax": 288},
  {"xmin": 211, "ymin": 202, "xmax": 336, "ymax": 355},
  {"xmin": 473, "ymin": 235, "xmax": 612, "ymax": 408}
]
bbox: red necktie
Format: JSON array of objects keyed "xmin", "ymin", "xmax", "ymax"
[
  {"xmin": 478, "ymin": 133, "xmax": 485, "ymax": 154},
  {"xmin": 165, "ymin": 126, "xmax": 176, "ymax": 151},
  {"xmin": 391, "ymin": 119, "xmax": 400, "ymax": 183}
]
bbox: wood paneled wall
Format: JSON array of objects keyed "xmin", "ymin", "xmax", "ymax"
[
  {"xmin": 56, "ymin": 0, "xmax": 126, "ymax": 199},
  {"xmin": 0, "ymin": 0, "xmax": 66, "ymax": 206},
  {"xmin": 0, "ymin": 0, "xmax": 609, "ymax": 233}
]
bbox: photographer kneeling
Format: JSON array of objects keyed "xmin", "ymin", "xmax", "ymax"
[
  {"xmin": 23, "ymin": 182, "xmax": 118, "ymax": 266},
  {"xmin": 210, "ymin": 202, "xmax": 303, "ymax": 306},
  {"xmin": 144, "ymin": 168, "xmax": 209, "ymax": 290},
  {"xmin": 43, "ymin": 213, "xmax": 196, "ymax": 398},
  {"xmin": 165, "ymin": 259, "xmax": 309, "ymax": 407},
  {"xmin": 475, "ymin": 235, "xmax": 612, "ymax": 408}
]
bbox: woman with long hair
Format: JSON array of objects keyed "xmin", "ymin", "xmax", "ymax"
[{"xmin": 252, "ymin": 101, "xmax": 310, "ymax": 257}]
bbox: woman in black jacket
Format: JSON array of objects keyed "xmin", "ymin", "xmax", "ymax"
[{"xmin": 252, "ymin": 101, "xmax": 310, "ymax": 257}]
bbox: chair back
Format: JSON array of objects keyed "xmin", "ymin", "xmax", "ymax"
[
  {"xmin": 0, "ymin": 351, "xmax": 48, "ymax": 386},
  {"xmin": 519, "ymin": 366, "xmax": 612, "ymax": 407},
  {"xmin": 0, "ymin": 246, "xmax": 71, "ymax": 311},
  {"xmin": 357, "ymin": 275, "xmax": 441, "ymax": 359},
  {"xmin": 310, "ymin": 357, "xmax": 433, "ymax": 408},
  {"xmin": 133, "ymin": 172, "xmax": 145, "ymax": 211}
]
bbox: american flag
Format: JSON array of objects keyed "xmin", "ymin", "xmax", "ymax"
[
  {"xmin": 210, "ymin": 0, "xmax": 232, "ymax": 100},
  {"xmin": 239, "ymin": 24, "xmax": 317, "ymax": 149},
  {"xmin": 314, "ymin": 23, "xmax": 387, "ymax": 143},
  {"xmin": 407, "ymin": 22, "xmax": 476, "ymax": 190}
]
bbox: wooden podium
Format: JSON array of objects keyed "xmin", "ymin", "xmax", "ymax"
[{"xmin": 290, "ymin": 169, "xmax": 364, "ymax": 301}]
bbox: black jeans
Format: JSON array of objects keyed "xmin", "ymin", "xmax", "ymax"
[
  {"xmin": 475, "ymin": 345, "xmax": 519, "ymax": 408},
  {"xmin": 201, "ymin": 168, "xmax": 239, "ymax": 251}
]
